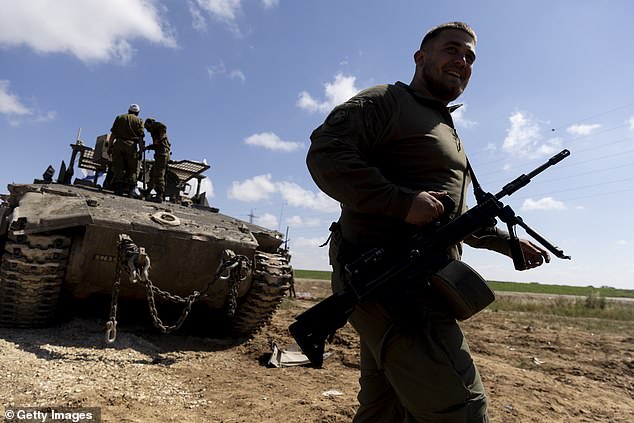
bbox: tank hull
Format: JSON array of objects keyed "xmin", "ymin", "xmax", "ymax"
[{"xmin": 0, "ymin": 182, "xmax": 293, "ymax": 334}]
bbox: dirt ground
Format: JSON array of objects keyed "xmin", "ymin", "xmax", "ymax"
[{"xmin": 1, "ymin": 279, "xmax": 632, "ymax": 423}]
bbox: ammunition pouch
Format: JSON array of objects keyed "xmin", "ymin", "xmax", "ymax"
[{"xmin": 430, "ymin": 259, "xmax": 495, "ymax": 320}]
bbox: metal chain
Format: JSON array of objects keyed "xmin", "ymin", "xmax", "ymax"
[
  {"xmin": 105, "ymin": 234, "xmax": 251, "ymax": 343},
  {"xmin": 216, "ymin": 249, "xmax": 250, "ymax": 317},
  {"xmin": 105, "ymin": 236, "xmax": 128, "ymax": 344}
]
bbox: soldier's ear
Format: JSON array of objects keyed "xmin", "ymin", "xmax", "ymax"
[{"xmin": 414, "ymin": 49, "xmax": 425, "ymax": 66}]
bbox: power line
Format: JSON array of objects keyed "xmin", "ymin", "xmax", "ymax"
[
  {"xmin": 514, "ymin": 176, "xmax": 634, "ymax": 200},
  {"xmin": 548, "ymin": 103, "xmax": 634, "ymax": 133},
  {"xmin": 546, "ymin": 187, "xmax": 634, "ymax": 203}
]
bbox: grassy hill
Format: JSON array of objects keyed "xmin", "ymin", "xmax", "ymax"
[{"xmin": 293, "ymin": 269, "xmax": 634, "ymax": 299}]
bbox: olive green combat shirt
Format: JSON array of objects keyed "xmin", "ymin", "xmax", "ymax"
[
  {"xmin": 307, "ymin": 82, "xmax": 510, "ymax": 260},
  {"xmin": 110, "ymin": 113, "xmax": 144, "ymax": 141},
  {"xmin": 145, "ymin": 121, "xmax": 171, "ymax": 153}
]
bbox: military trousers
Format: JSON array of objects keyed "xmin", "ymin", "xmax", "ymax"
[
  {"xmin": 330, "ymin": 240, "xmax": 489, "ymax": 422},
  {"xmin": 149, "ymin": 150, "xmax": 170, "ymax": 194},
  {"xmin": 111, "ymin": 139, "xmax": 139, "ymax": 189}
]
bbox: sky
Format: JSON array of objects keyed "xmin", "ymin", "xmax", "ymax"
[{"xmin": 1, "ymin": 0, "xmax": 633, "ymax": 290}]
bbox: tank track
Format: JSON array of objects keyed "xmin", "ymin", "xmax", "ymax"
[
  {"xmin": 0, "ymin": 233, "xmax": 71, "ymax": 327},
  {"xmin": 231, "ymin": 250, "xmax": 293, "ymax": 336}
]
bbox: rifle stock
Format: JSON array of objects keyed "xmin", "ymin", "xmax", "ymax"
[
  {"xmin": 288, "ymin": 291, "xmax": 355, "ymax": 368},
  {"xmin": 290, "ymin": 150, "xmax": 571, "ymax": 368}
]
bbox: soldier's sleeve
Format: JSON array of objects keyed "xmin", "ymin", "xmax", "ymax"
[
  {"xmin": 464, "ymin": 225, "xmax": 512, "ymax": 256},
  {"xmin": 135, "ymin": 117, "xmax": 145, "ymax": 138},
  {"xmin": 110, "ymin": 117, "xmax": 118, "ymax": 136},
  {"xmin": 306, "ymin": 91, "xmax": 413, "ymax": 220},
  {"xmin": 155, "ymin": 123, "xmax": 167, "ymax": 143}
]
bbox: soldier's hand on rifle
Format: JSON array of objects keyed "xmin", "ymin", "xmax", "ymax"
[
  {"xmin": 405, "ymin": 191, "xmax": 448, "ymax": 228},
  {"xmin": 518, "ymin": 239, "xmax": 551, "ymax": 269}
]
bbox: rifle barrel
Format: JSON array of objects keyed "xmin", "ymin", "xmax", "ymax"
[{"xmin": 495, "ymin": 149, "xmax": 570, "ymax": 199}]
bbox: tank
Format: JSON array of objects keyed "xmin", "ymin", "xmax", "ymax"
[{"xmin": 0, "ymin": 135, "xmax": 294, "ymax": 338}]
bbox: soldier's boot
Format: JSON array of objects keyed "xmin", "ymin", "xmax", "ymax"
[
  {"xmin": 113, "ymin": 183, "xmax": 124, "ymax": 196},
  {"xmin": 126, "ymin": 183, "xmax": 140, "ymax": 198},
  {"xmin": 138, "ymin": 188, "xmax": 151, "ymax": 197},
  {"xmin": 147, "ymin": 190, "xmax": 164, "ymax": 203}
]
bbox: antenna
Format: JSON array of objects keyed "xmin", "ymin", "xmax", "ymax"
[
  {"xmin": 284, "ymin": 226, "xmax": 290, "ymax": 251},
  {"xmin": 278, "ymin": 202, "xmax": 287, "ymax": 231}
]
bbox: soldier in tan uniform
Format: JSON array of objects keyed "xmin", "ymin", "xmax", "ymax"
[
  {"xmin": 109, "ymin": 104, "xmax": 144, "ymax": 196},
  {"xmin": 307, "ymin": 22, "xmax": 550, "ymax": 422},
  {"xmin": 143, "ymin": 118, "xmax": 171, "ymax": 202}
]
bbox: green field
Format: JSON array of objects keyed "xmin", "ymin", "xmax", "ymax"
[
  {"xmin": 293, "ymin": 269, "xmax": 634, "ymax": 324},
  {"xmin": 293, "ymin": 269, "xmax": 634, "ymax": 299}
]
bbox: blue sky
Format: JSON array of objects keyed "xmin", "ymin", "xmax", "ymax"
[{"xmin": 1, "ymin": 0, "xmax": 633, "ymax": 290}]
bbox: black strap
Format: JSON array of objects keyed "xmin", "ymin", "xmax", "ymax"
[{"xmin": 466, "ymin": 159, "xmax": 487, "ymax": 204}]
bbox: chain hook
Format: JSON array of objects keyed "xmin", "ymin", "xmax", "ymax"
[{"xmin": 105, "ymin": 319, "xmax": 117, "ymax": 344}]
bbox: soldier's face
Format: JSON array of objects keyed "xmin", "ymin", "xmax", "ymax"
[{"xmin": 415, "ymin": 29, "xmax": 476, "ymax": 103}]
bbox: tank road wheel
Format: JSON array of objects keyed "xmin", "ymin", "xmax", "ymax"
[
  {"xmin": 0, "ymin": 233, "xmax": 71, "ymax": 327},
  {"xmin": 231, "ymin": 251, "xmax": 293, "ymax": 336}
]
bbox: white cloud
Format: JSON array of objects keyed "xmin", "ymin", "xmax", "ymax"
[
  {"xmin": 255, "ymin": 212, "xmax": 278, "ymax": 230},
  {"xmin": 190, "ymin": 0, "xmax": 242, "ymax": 30},
  {"xmin": 228, "ymin": 174, "xmax": 277, "ymax": 202},
  {"xmin": 188, "ymin": 1, "xmax": 208, "ymax": 31},
  {"xmin": 207, "ymin": 62, "xmax": 245, "ymax": 82},
  {"xmin": 229, "ymin": 69, "xmax": 246, "ymax": 82},
  {"xmin": 521, "ymin": 197, "xmax": 566, "ymax": 211},
  {"xmin": 0, "ymin": 81, "xmax": 57, "ymax": 126},
  {"xmin": 286, "ymin": 216, "xmax": 303, "ymax": 226},
  {"xmin": 451, "ymin": 104, "xmax": 477, "ymax": 128},
  {"xmin": 297, "ymin": 73, "xmax": 359, "ymax": 114},
  {"xmin": 35, "ymin": 111, "xmax": 57, "ymax": 123},
  {"xmin": 261, "ymin": 0, "xmax": 280, "ymax": 8},
  {"xmin": 617, "ymin": 239, "xmax": 628, "ymax": 246},
  {"xmin": 207, "ymin": 62, "xmax": 227, "ymax": 78},
  {"xmin": 287, "ymin": 215, "xmax": 321, "ymax": 228},
  {"xmin": 484, "ymin": 142, "xmax": 497, "ymax": 154},
  {"xmin": 0, "ymin": 1, "xmax": 176, "ymax": 64},
  {"xmin": 566, "ymin": 123, "xmax": 601, "ymax": 136},
  {"xmin": 502, "ymin": 111, "xmax": 562, "ymax": 158},
  {"xmin": 276, "ymin": 181, "xmax": 339, "ymax": 212},
  {"xmin": 287, "ymin": 236, "xmax": 330, "ymax": 271},
  {"xmin": 628, "ymin": 116, "xmax": 634, "ymax": 130},
  {"xmin": 244, "ymin": 132, "xmax": 303, "ymax": 152},
  {"xmin": 227, "ymin": 174, "xmax": 339, "ymax": 213},
  {"xmin": 0, "ymin": 80, "xmax": 31, "ymax": 116}
]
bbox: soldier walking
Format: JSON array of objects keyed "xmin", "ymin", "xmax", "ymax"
[{"xmin": 306, "ymin": 22, "xmax": 550, "ymax": 422}]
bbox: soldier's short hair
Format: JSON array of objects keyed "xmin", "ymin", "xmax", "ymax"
[{"xmin": 420, "ymin": 22, "xmax": 477, "ymax": 49}]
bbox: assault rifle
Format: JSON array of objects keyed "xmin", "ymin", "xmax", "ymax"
[{"xmin": 289, "ymin": 149, "xmax": 572, "ymax": 368}]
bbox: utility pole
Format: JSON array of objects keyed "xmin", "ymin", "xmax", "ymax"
[{"xmin": 247, "ymin": 209, "xmax": 257, "ymax": 224}]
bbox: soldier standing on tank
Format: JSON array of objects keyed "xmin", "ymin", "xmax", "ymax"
[
  {"xmin": 109, "ymin": 104, "xmax": 145, "ymax": 196},
  {"xmin": 142, "ymin": 118, "xmax": 171, "ymax": 202}
]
